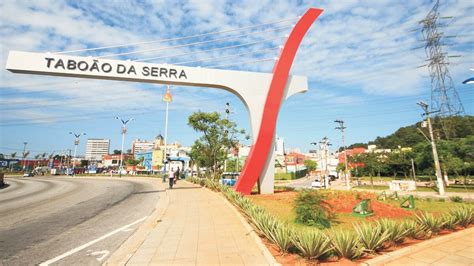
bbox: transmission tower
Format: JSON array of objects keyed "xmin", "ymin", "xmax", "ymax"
[{"xmin": 419, "ymin": 0, "xmax": 464, "ymax": 138}]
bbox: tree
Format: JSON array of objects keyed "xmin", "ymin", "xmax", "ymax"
[
  {"xmin": 304, "ymin": 159, "xmax": 317, "ymax": 172},
  {"xmin": 188, "ymin": 111, "xmax": 245, "ymax": 180},
  {"xmin": 113, "ymin": 150, "xmax": 121, "ymax": 155}
]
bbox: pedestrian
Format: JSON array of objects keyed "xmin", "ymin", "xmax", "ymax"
[
  {"xmin": 174, "ymin": 167, "xmax": 180, "ymax": 184},
  {"xmin": 169, "ymin": 167, "xmax": 174, "ymax": 189}
]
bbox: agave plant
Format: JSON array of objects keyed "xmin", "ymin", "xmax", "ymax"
[
  {"xmin": 415, "ymin": 212, "xmax": 444, "ymax": 235},
  {"xmin": 401, "ymin": 220, "xmax": 429, "ymax": 239},
  {"xmin": 292, "ymin": 229, "xmax": 333, "ymax": 260},
  {"xmin": 267, "ymin": 222, "xmax": 295, "ymax": 254},
  {"xmin": 376, "ymin": 218, "xmax": 410, "ymax": 246},
  {"xmin": 442, "ymin": 214, "xmax": 458, "ymax": 230},
  {"xmin": 450, "ymin": 205, "xmax": 474, "ymax": 228},
  {"xmin": 353, "ymin": 223, "xmax": 389, "ymax": 253},
  {"xmin": 329, "ymin": 230, "xmax": 363, "ymax": 260}
]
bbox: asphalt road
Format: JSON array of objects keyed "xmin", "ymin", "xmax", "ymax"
[{"xmin": 0, "ymin": 175, "xmax": 162, "ymax": 265}]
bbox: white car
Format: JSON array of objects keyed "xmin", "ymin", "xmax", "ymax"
[{"xmin": 311, "ymin": 179, "xmax": 323, "ymax": 188}]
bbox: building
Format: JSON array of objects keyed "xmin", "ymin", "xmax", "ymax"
[
  {"xmin": 102, "ymin": 154, "xmax": 130, "ymax": 168},
  {"xmin": 85, "ymin": 138, "xmax": 110, "ymax": 161},
  {"xmin": 131, "ymin": 139, "xmax": 154, "ymax": 156},
  {"xmin": 275, "ymin": 136, "xmax": 285, "ymax": 156}
]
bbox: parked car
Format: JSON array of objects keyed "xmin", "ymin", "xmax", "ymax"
[
  {"xmin": 23, "ymin": 172, "xmax": 34, "ymax": 177},
  {"xmin": 311, "ymin": 179, "xmax": 323, "ymax": 188}
]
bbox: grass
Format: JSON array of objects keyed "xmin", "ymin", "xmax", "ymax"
[{"xmin": 355, "ymin": 185, "xmax": 474, "ymax": 193}]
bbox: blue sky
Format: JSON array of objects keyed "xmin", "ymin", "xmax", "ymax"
[{"xmin": 0, "ymin": 0, "xmax": 473, "ymax": 158}]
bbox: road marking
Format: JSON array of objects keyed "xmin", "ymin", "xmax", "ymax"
[
  {"xmin": 90, "ymin": 250, "xmax": 110, "ymax": 262},
  {"xmin": 39, "ymin": 216, "xmax": 147, "ymax": 266}
]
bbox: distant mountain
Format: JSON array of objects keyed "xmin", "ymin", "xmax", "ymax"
[{"xmin": 350, "ymin": 116, "xmax": 474, "ymax": 149}]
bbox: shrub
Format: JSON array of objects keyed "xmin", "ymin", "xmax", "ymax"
[
  {"xmin": 415, "ymin": 212, "xmax": 444, "ymax": 236},
  {"xmin": 294, "ymin": 189, "xmax": 333, "ymax": 229},
  {"xmin": 450, "ymin": 196, "xmax": 463, "ymax": 203},
  {"xmin": 354, "ymin": 223, "xmax": 389, "ymax": 253},
  {"xmin": 376, "ymin": 218, "xmax": 410, "ymax": 246},
  {"xmin": 329, "ymin": 230, "xmax": 363, "ymax": 260},
  {"xmin": 292, "ymin": 229, "xmax": 333, "ymax": 260}
]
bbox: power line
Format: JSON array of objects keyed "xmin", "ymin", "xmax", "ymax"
[
  {"xmin": 54, "ymin": 17, "xmax": 298, "ymax": 54},
  {"xmin": 97, "ymin": 26, "xmax": 290, "ymax": 58}
]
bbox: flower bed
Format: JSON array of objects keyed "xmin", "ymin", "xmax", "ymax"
[{"xmin": 187, "ymin": 177, "xmax": 474, "ymax": 264}]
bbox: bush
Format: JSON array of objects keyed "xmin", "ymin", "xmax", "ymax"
[
  {"xmin": 292, "ymin": 229, "xmax": 333, "ymax": 260},
  {"xmin": 450, "ymin": 196, "xmax": 463, "ymax": 203},
  {"xmin": 354, "ymin": 223, "xmax": 389, "ymax": 253},
  {"xmin": 268, "ymin": 222, "xmax": 295, "ymax": 254},
  {"xmin": 329, "ymin": 230, "xmax": 363, "ymax": 260},
  {"xmin": 294, "ymin": 190, "xmax": 333, "ymax": 229}
]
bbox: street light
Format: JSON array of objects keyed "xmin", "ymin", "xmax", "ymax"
[
  {"xmin": 116, "ymin": 116, "xmax": 134, "ymax": 178},
  {"xmin": 69, "ymin": 132, "xmax": 86, "ymax": 176},
  {"xmin": 22, "ymin": 142, "xmax": 28, "ymax": 171}
]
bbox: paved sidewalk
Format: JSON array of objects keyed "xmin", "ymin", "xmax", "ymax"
[
  {"xmin": 122, "ymin": 181, "xmax": 271, "ymax": 265},
  {"xmin": 362, "ymin": 227, "xmax": 474, "ymax": 265}
]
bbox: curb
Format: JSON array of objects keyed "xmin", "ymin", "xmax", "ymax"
[
  {"xmin": 193, "ymin": 181, "xmax": 280, "ymax": 266},
  {"xmin": 104, "ymin": 181, "xmax": 170, "ymax": 266},
  {"xmin": 359, "ymin": 226, "xmax": 474, "ymax": 266}
]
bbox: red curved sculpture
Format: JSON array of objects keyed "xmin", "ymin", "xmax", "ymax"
[{"xmin": 235, "ymin": 8, "xmax": 323, "ymax": 195}]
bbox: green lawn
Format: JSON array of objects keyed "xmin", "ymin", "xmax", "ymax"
[{"xmin": 355, "ymin": 184, "xmax": 474, "ymax": 193}]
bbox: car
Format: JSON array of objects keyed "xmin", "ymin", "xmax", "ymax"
[
  {"xmin": 23, "ymin": 172, "xmax": 34, "ymax": 177},
  {"xmin": 311, "ymin": 179, "xmax": 323, "ymax": 188}
]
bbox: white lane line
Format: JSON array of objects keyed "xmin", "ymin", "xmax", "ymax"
[
  {"xmin": 90, "ymin": 250, "xmax": 110, "ymax": 262},
  {"xmin": 39, "ymin": 216, "xmax": 147, "ymax": 266}
]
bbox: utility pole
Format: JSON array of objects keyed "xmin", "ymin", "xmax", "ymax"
[
  {"xmin": 162, "ymin": 85, "xmax": 172, "ymax": 182},
  {"xmin": 319, "ymin": 137, "xmax": 331, "ymax": 188},
  {"xmin": 417, "ymin": 101, "xmax": 445, "ymax": 196},
  {"xmin": 419, "ymin": 0, "xmax": 464, "ymax": 138},
  {"xmin": 224, "ymin": 102, "xmax": 232, "ymax": 173},
  {"xmin": 69, "ymin": 132, "xmax": 86, "ymax": 176},
  {"xmin": 335, "ymin": 120, "xmax": 350, "ymax": 189},
  {"xmin": 116, "ymin": 117, "xmax": 134, "ymax": 178},
  {"xmin": 411, "ymin": 158, "xmax": 417, "ymax": 181},
  {"xmin": 22, "ymin": 142, "xmax": 28, "ymax": 171}
]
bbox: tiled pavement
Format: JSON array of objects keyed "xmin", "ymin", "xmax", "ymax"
[{"xmin": 124, "ymin": 181, "xmax": 271, "ymax": 265}]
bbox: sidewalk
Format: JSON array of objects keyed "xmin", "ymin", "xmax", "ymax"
[
  {"xmin": 109, "ymin": 180, "xmax": 273, "ymax": 265},
  {"xmin": 362, "ymin": 227, "xmax": 474, "ymax": 265}
]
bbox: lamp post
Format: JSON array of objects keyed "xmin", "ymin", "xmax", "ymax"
[
  {"xmin": 69, "ymin": 132, "xmax": 86, "ymax": 176},
  {"xmin": 116, "ymin": 116, "xmax": 134, "ymax": 178},
  {"xmin": 22, "ymin": 142, "xmax": 28, "ymax": 171},
  {"xmin": 162, "ymin": 85, "xmax": 172, "ymax": 182}
]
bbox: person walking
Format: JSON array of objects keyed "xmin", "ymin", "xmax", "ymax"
[
  {"xmin": 169, "ymin": 167, "xmax": 174, "ymax": 189},
  {"xmin": 174, "ymin": 167, "xmax": 180, "ymax": 184}
]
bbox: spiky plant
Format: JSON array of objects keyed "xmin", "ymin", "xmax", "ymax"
[
  {"xmin": 292, "ymin": 229, "xmax": 333, "ymax": 260},
  {"xmin": 353, "ymin": 223, "xmax": 389, "ymax": 253},
  {"xmin": 401, "ymin": 220, "xmax": 429, "ymax": 239},
  {"xmin": 376, "ymin": 218, "xmax": 410, "ymax": 246},
  {"xmin": 267, "ymin": 222, "xmax": 295, "ymax": 254},
  {"xmin": 329, "ymin": 230, "xmax": 363, "ymax": 260},
  {"xmin": 450, "ymin": 205, "xmax": 474, "ymax": 228},
  {"xmin": 415, "ymin": 212, "xmax": 444, "ymax": 236},
  {"xmin": 442, "ymin": 214, "xmax": 458, "ymax": 230}
]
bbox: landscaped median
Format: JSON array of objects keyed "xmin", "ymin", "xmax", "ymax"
[{"xmin": 187, "ymin": 177, "xmax": 474, "ymax": 265}]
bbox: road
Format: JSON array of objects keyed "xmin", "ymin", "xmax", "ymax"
[{"xmin": 0, "ymin": 175, "xmax": 161, "ymax": 265}]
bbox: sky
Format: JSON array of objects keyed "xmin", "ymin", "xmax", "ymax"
[{"xmin": 0, "ymin": 0, "xmax": 473, "ymax": 158}]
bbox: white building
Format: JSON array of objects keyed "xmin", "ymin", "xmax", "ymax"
[
  {"xmin": 275, "ymin": 136, "xmax": 285, "ymax": 156},
  {"xmin": 131, "ymin": 139, "xmax": 154, "ymax": 155},
  {"xmin": 85, "ymin": 138, "xmax": 110, "ymax": 161}
]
